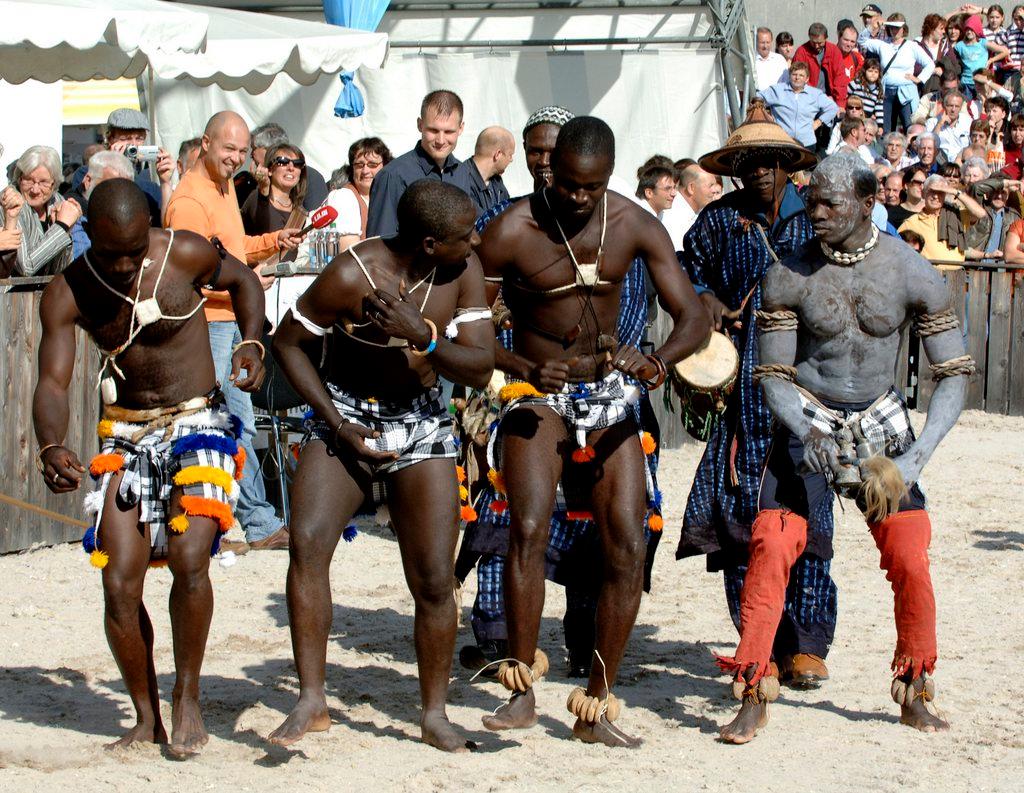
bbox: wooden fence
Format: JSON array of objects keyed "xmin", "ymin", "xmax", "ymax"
[
  {"xmin": 655, "ymin": 261, "xmax": 1024, "ymax": 450},
  {"xmin": 0, "ymin": 281, "xmax": 98, "ymax": 554},
  {"xmin": 901, "ymin": 262, "xmax": 1024, "ymax": 415}
]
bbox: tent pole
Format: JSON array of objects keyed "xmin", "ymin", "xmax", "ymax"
[{"xmin": 147, "ymin": 65, "xmax": 157, "ymax": 142}]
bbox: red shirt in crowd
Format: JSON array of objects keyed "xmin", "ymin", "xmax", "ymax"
[
  {"xmin": 792, "ymin": 40, "xmax": 852, "ymax": 106},
  {"xmin": 839, "ymin": 49, "xmax": 864, "ymax": 86}
]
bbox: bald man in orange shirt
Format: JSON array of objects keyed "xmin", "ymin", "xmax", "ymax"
[{"xmin": 165, "ymin": 111, "xmax": 304, "ymax": 551}]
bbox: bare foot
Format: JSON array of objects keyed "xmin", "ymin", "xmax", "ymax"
[
  {"xmin": 718, "ymin": 697, "xmax": 769, "ymax": 744},
  {"xmin": 105, "ymin": 720, "xmax": 167, "ymax": 750},
  {"xmin": 572, "ymin": 715, "xmax": 642, "ymax": 748},
  {"xmin": 900, "ymin": 699, "xmax": 950, "ymax": 732},
  {"xmin": 421, "ymin": 710, "xmax": 477, "ymax": 753},
  {"xmin": 481, "ymin": 689, "xmax": 538, "ymax": 731},
  {"xmin": 268, "ymin": 696, "xmax": 332, "ymax": 747},
  {"xmin": 168, "ymin": 695, "xmax": 208, "ymax": 759}
]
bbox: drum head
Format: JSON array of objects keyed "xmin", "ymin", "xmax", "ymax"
[{"xmin": 673, "ymin": 331, "xmax": 739, "ymax": 390}]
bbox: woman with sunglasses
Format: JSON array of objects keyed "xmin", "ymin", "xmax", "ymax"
[{"xmin": 241, "ymin": 142, "xmax": 308, "ymax": 254}]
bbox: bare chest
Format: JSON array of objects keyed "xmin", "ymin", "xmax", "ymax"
[
  {"xmin": 74, "ymin": 271, "xmax": 203, "ymax": 353},
  {"xmin": 799, "ymin": 263, "xmax": 906, "ymax": 340}
]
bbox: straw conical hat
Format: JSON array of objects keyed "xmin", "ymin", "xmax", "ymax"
[{"xmin": 699, "ymin": 100, "xmax": 817, "ymax": 176}]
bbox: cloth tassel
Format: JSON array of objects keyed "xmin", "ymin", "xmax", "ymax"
[
  {"xmin": 82, "ymin": 526, "xmax": 97, "ymax": 554},
  {"xmin": 343, "ymin": 525, "xmax": 358, "ymax": 542},
  {"xmin": 487, "ymin": 468, "xmax": 506, "ymax": 494},
  {"xmin": 566, "ymin": 510, "xmax": 593, "ymax": 521},
  {"xmin": 232, "ymin": 448, "xmax": 246, "ymax": 480},
  {"xmin": 491, "ymin": 499, "xmax": 508, "ymax": 514}
]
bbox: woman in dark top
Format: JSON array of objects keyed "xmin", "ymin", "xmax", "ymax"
[{"xmin": 240, "ymin": 142, "xmax": 308, "ymax": 251}]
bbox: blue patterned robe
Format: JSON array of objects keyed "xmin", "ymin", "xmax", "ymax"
[{"xmin": 675, "ymin": 182, "xmax": 836, "ymax": 563}]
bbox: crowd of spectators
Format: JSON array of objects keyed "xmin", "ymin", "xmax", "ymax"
[{"xmin": 754, "ymin": 3, "xmax": 1024, "ymax": 262}]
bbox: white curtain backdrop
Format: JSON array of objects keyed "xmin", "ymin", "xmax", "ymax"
[{"xmin": 155, "ymin": 47, "xmax": 727, "ymax": 197}]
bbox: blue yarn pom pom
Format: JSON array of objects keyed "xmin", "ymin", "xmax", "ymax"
[
  {"xmin": 209, "ymin": 531, "xmax": 222, "ymax": 557},
  {"xmin": 229, "ymin": 414, "xmax": 244, "ymax": 439},
  {"xmin": 82, "ymin": 526, "xmax": 97, "ymax": 554},
  {"xmin": 650, "ymin": 489, "xmax": 663, "ymax": 509},
  {"xmin": 172, "ymin": 432, "xmax": 238, "ymax": 458},
  {"xmin": 343, "ymin": 525, "xmax": 358, "ymax": 542}
]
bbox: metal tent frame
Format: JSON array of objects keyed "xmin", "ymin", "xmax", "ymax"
[{"xmin": 178, "ymin": 0, "xmax": 754, "ymax": 127}]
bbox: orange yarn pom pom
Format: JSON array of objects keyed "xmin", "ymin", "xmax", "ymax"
[
  {"xmin": 232, "ymin": 447, "xmax": 247, "ymax": 480},
  {"xmin": 491, "ymin": 499, "xmax": 508, "ymax": 514},
  {"xmin": 455, "ymin": 465, "xmax": 466, "ymax": 483},
  {"xmin": 179, "ymin": 495, "xmax": 234, "ymax": 532},
  {"xmin": 648, "ymin": 512, "xmax": 664, "ymax": 532},
  {"xmin": 641, "ymin": 432, "xmax": 657, "ymax": 455},
  {"xmin": 487, "ymin": 468, "xmax": 507, "ymax": 494},
  {"xmin": 89, "ymin": 453, "xmax": 124, "ymax": 477},
  {"xmin": 571, "ymin": 445, "xmax": 596, "ymax": 464},
  {"xmin": 460, "ymin": 504, "xmax": 478, "ymax": 521}
]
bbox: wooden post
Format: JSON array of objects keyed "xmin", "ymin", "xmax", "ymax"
[
  {"xmin": 986, "ymin": 270, "xmax": 1013, "ymax": 415},
  {"xmin": 1010, "ymin": 271, "xmax": 1024, "ymax": 417},
  {"xmin": 965, "ymin": 269, "xmax": 990, "ymax": 410}
]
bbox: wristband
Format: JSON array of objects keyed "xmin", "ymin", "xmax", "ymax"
[
  {"xmin": 643, "ymin": 354, "xmax": 668, "ymax": 390},
  {"xmin": 410, "ymin": 318, "xmax": 438, "ymax": 356},
  {"xmin": 232, "ymin": 338, "xmax": 266, "ymax": 360},
  {"xmin": 36, "ymin": 443, "xmax": 62, "ymax": 471}
]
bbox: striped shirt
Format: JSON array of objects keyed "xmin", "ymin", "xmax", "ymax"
[
  {"xmin": 846, "ymin": 80, "xmax": 885, "ymax": 126},
  {"xmin": 0, "ymin": 196, "xmax": 73, "ymax": 276}
]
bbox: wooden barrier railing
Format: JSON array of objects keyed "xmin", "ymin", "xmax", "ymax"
[
  {"xmin": 904, "ymin": 262, "xmax": 1024, "ymax": 415},
  {"xmin": 0, "ymin": 280, "xmax": 99, "ymax": 554}
]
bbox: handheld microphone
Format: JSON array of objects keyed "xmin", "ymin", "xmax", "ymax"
[{"xmin": 298, "ymin": 205, "xmax": 338, "ymax": 235}]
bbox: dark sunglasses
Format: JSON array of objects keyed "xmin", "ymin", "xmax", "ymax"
[
  {"xmin": 271, "ymin": 156, "xmax": 305, "ymax": 168},
  {"xmin": 910, "ymin": 178, "xmax": 926, "ymax": 185}
]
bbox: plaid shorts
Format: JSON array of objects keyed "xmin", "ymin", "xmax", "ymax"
[
  {"xmin": 797, "ymin": 386, "xmax": 915, "ymax": 458},
  {"xmin": 304, "ymin": 384, "xmax": 457, "ymax": 504},
  {"xmin": 487, "ymin": 370, "xmax": 654, "ymax": 508},
  {"xmin": 84, "ymin": 403, "xmax": 241, "ymax": 563}
]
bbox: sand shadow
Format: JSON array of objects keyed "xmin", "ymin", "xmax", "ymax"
[
  {"xmin": 972, "ymin": 529, "xmax": 1024, "ymax": 551},
  {"xmin": 0, "ymin": 665, "xmax": 128, "ymax": 740}
]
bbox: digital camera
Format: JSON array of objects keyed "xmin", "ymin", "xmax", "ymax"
[{"xmin": 125, "ymin": 145, "xmax": 160, "ymax": 163}]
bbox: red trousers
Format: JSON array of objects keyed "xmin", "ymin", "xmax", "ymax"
[{"xmin": 719, "ymin": 508, "xmax": 937, "ymax": 683}]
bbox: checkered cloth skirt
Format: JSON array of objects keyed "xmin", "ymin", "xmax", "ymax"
[
  {"xmin": 84, "ymin": 404, "xmax": 242, "ymax": 563},
  {"xmin": 486, "ymin": 370, "xmax": 654, "ymax": 510},
  {"xmin": 797, "ymin": 386, "xmax": 916, "ymax": 459},
  {"xmin": 305, "ymin": 382, "xmax": 457, "ymax": 481}
]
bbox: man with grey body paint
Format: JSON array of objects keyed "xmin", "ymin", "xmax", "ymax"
[{"xmin": 715, "ymin": 152, "xmax": 971, "ymax": 744}]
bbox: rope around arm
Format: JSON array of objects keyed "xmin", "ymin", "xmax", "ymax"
[
  {"xmin": 752, "ymin": 363, "xmax": 799, "ymax": 384},
  {"xmin": 929, "ymin": 354, "xmax": 976, "ymax": 380},
  {"xmin": 755, "ymin": 309, "xmax": 799, "ymax": 332},
  {"xmin": 913, "ymin": 309, "xmax": 959, "ymax": 337}
]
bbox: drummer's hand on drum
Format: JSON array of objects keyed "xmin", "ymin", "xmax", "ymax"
[
  {"xmin": 527, "ymin": 359, "xmax": 573, "ymax": 393},
  {"xmin": 700, "ymin": 292, "xmax": 743, "ymax": 331},
  {"xmin": 802, "ymin": 427, "xmax": 841, "ymax": 478},
  {"xmin": 610, "ymin": 343, "xmax": 656, "ymax": 381}
]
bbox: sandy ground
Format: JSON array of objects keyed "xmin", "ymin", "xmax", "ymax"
[{"xmin": 0, "ymin": 409, "xmax": 1022, "ymax": 792}]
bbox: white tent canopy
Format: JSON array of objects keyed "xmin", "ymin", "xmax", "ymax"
[
  {"xmin": 0, "ymin": 0, "xmax": 208, "ymax": 83},
  {"xmin": 150, "ymin": 4, "xmax": 388, "ymax": 93}
]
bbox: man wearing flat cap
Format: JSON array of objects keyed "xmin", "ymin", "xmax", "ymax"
[
  {"xmin": 676, "ymin": 100, "xmax": 841, "ymax": 690},
  {"xmin": 105, "ymin": 107, "xmax": 175, "ymax": 220}
]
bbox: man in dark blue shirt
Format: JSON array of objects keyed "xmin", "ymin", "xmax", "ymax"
[
  {"xmin": 464, "ymin": 126, "xmax": 514, "ymax": 216},
  {"xmin": 366, "ymin": 90, "xmax": 475, "ymax": 237}
]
